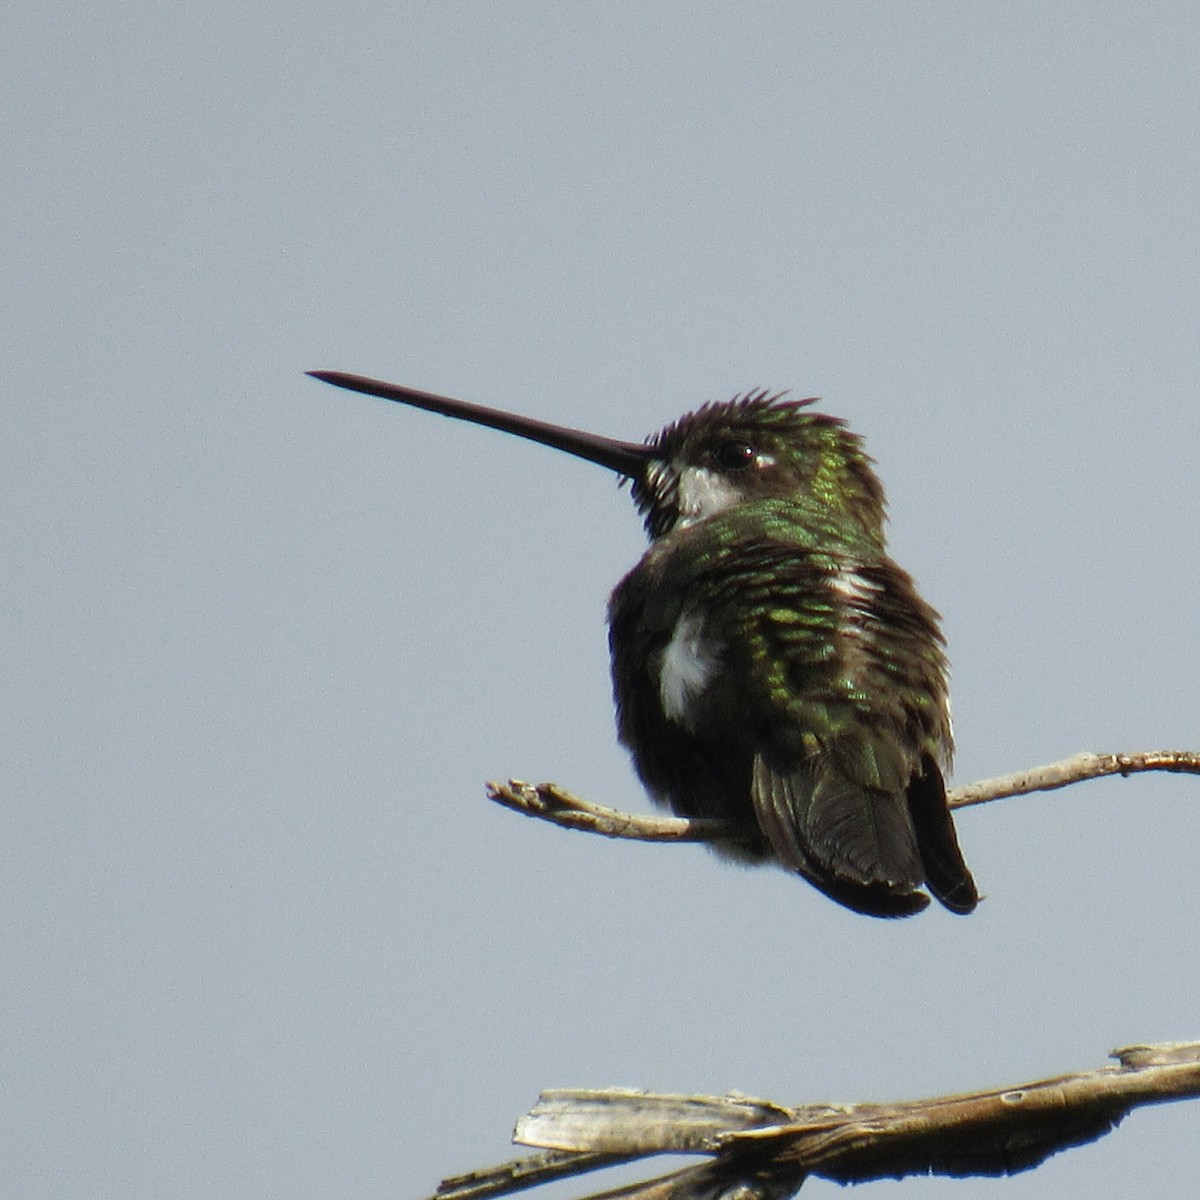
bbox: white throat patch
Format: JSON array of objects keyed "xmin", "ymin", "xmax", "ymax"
[{"xmin": 675, "ymin": 465, "xmax": 741, "ymax": 527}]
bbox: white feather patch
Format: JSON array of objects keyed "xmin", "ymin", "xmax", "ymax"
[
  {"xmin": 828, "ymin": 565, "xmax": 883, "ymax": 607},
  {"xmin": 659, "ymin": 610, "xmax": 720, "ymax": 728}
]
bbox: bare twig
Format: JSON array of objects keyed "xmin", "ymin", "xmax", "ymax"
[
  {"xmin": 487, "ymin": 781, "xmax": 730, "ymax": 844},
  {"xmin": 486, "ymin": 750, "xmax": 1199, "ymax": 845},
  {"xmin": 432, "ymin": 1042, "xmax": 1200, "ymax": 1200},
  {"xmin": 948, "ymin": 750, "xmax": 1200, "ymax": 808},
  {"xmin": 436, "ymin": 1150, "xmax": 638, "ymax": 1200}
]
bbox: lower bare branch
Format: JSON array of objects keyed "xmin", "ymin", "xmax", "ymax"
[
  {"xmin": 432, "ymin": 1041, "xmax": 1200, "ymax": 1200},
  {"xmin": 437, "ymin": 1150, "xmax": 637, "ymax": 1200}
]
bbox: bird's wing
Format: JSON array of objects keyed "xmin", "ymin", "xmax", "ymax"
[
  {"xmin": 703, "ymin": 538, "xmax": 954, "ymax": 914},
  {"xmin": 904, "ymin": 756, "xmax": 978, "ymax": 914}
]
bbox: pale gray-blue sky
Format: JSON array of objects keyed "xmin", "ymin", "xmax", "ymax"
[{"xmin": 4, "ymin": 4, "xmax": 1198, "ymax": 1198}]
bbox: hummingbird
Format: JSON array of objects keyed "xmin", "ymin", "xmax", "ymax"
[{"xmin": 308, "ymin": 370, "xmax": 978, "ymax": 918}]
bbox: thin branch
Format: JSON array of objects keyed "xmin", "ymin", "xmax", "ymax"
[
  {"xmin": 486, "ymin": 749, "xmax": 1199, "ymax": 845},
  {"xmin": 436, "ymin": 1150, "xmax": 638, "ymax": 1200},
  {"xmin": 948, "ymin": 749, "xmax": 1200, "ymax": 808},
  {"xmin": 431, "ymin": 1042, "xmax": 1200, "ymax": 1200},
  {"xmin": 487, "ymin": 781, "xmax": 728, "ymax": 844}
]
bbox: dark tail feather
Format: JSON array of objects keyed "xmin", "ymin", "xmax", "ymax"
[
  {"xmin": 805, "ymin": 872, "xmax": 931, "ymax": 918},
  {"xmin": 751, "ymin": 754, "xmax": 931, "ymax": 918},
  {"xmin": 907, "ymin": 756, "xmax": 979, "ymax": 915}
]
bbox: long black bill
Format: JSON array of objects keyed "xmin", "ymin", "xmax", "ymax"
[{"xmin": 307, "ymin": 371, "xmax": 654, "ymax": 479}]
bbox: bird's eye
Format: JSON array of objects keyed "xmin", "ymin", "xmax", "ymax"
[{"xmin": 715, "ymin": 440, "xmax": 756, "ymax": 470}]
